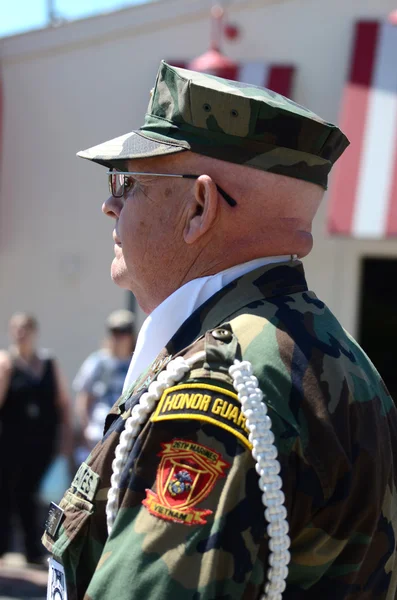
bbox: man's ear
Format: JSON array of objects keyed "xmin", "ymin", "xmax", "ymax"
[{"xmin": 183, "ymin": 175, "xmax": 219, "ymax": 244}]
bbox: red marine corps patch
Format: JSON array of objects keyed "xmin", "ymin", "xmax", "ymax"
[{"xmin": 143, "ymin": 439, "xmax": 230, "ymax": 525}]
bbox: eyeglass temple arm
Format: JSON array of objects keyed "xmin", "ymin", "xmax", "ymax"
[
  {"xmin": 181, "ymin": 175, "xmax": 237, "ymax": 207},
  {"xmin": 215, "ymin": 186, "xmax": 237, "ymax": 207}
]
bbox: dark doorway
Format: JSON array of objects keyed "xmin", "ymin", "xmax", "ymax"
[{"xmin": 358, "ymin": 257, "xmax": 397, "ymax": 403}]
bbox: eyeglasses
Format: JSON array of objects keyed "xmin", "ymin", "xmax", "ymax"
[{"xmin": 107, "ymin": 170, "xmax": 237, "ymax": 207}]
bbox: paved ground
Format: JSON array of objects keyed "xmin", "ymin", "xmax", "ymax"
[{"xmin": 0, "ymin": 555, "xmax": 47, "ymax": 600}]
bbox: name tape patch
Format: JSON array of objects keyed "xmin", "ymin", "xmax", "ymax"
[
  {"xmin": 151, "ymin": 383, "xmax": 252, "ymax": 449},
  {"xmin": 71, "ymin": 462, "xmax": 100, "ymax": 502}
]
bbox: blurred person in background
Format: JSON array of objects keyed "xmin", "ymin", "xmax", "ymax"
[
  {"xmin": 0, "ymin": 312, "xmax": 72, "ymax": 566},
  {"xmin": 73, "ymin": 309, "xmax": 136, "ymax": 460}
]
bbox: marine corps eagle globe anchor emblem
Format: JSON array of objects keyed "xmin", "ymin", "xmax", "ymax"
[{"xmin": 168, "ymin": 469, "xmax": 192, "ymax": 496}]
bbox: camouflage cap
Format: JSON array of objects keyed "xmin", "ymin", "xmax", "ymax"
[{"xmin": 77, "ymin": 60, "xmax": 349, "ymax": 189}]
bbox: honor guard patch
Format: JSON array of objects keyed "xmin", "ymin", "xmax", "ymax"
[
  {"xmin": 143, "ymin": 439, "xmax": 229, "ymax": 525},
  {"xmin": 151, "ymin": 383, "xmax": 252, "ymax": 449}
]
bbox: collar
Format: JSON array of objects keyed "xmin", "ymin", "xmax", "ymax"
[
  {"xmin": 122, "ymin": 257, "xmax": 306, "ymax": 398},
  {"xmin": 168, "ymin": 258, "xmax": 308, "ymax": 356},
  {"xmin": 123, "ymin": 256, "xmax": 296, "ymax": 392}
]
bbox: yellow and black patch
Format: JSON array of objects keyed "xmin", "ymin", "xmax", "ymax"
[{"xmin": 151, "ymin": 383, "xmax": 252, "ymax": 450}]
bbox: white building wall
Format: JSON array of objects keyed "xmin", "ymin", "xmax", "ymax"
[{"xmin": 0, "ymin": 0, "xmax": 396, "ymax": 384}]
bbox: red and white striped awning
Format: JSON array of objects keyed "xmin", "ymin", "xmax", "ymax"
[
  {"xmin": 168, "ymin": 61, "xmax": 295, "ymax": 98},
  {"xmin": 328, "ymin": 21, "xmax": 397, "ymax": 238}
]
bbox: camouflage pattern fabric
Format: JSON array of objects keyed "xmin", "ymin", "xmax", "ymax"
[
  {"xmin": 77, "ymin": 61, "xmax": 349, "ymax": 189},
  {"xmin": 42, "ymin": 261, "xmax": 397, "ymax": 599}
]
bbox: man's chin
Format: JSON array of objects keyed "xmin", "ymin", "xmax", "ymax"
[{"xmin": 110, "ymin": 259, "xmax": 130, "ymax": 289}]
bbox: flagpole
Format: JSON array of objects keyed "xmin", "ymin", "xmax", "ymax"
[{"xmin": 47, "ymin": 0, "xmax": 56, "ymax": 26}]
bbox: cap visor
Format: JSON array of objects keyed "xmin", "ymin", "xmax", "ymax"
[{"xmin": 77, "ymin": 131, "xmax": 187, "ymax": 168}]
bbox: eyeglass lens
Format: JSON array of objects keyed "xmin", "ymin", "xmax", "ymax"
[{"xmin": 108, "ymin": 173, "xmax": 125, "ymax": 198}]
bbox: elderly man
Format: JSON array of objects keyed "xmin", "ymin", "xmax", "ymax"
[{"xmin": 43, "ymin": 62, "xmax": 397, "ymax": 600}]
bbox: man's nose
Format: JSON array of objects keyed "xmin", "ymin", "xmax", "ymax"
[{"xmin": 102, "ymin": 195, "xmax": 123, "ymax": 219}]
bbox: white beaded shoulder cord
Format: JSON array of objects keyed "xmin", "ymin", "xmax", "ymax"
[{"xmin": 107, "ymin": 353, "xmax": 290, "ymax": 599}]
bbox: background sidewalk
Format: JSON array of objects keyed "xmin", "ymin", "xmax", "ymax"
[{"xmin": 0, "ymin": 555, "xmax": 47, "ymax": 600}]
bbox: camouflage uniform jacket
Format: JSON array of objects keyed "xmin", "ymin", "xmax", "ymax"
[{"xmin": 43, "ymin": 260, "xmax": 397, "ymax": 599}]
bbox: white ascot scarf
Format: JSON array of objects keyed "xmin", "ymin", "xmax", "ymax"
[{"xmin": 123, "ymin": 255, "xmax": 297, "ymax": 391}]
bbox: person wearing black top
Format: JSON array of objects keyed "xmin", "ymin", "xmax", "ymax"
[{"xmin": 0, "ymin": 313, "xmax": 72, "ymax": 565}]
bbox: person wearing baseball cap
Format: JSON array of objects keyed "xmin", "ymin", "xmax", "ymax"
[
  {"xmin": 43, "ymin": 61, "xmax": 397, "ymax": 600},
  {"xmin": 73, "ymin": 309, "xmax": 136, "ymax": 461},
  {"xmin": 105, "ymin": 309, "xmax": 136, "ymax": 333}
]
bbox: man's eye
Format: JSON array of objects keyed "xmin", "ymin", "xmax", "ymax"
[{"xmin": 123, "ymin": 177, "xmax": 135, "ymax": 194}]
